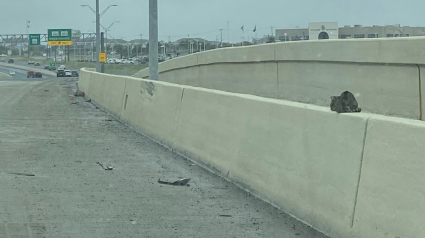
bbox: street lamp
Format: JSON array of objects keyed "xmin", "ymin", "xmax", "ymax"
[{"xmin": 81, "ymin": 3, "xmax": 118, "ymax": 72}]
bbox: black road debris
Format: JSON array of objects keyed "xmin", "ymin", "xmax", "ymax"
[
  {"xmin": 96, "ymin": 162, "xmax": 113, "ymax": 170},
  {"xmin": 85, "ymin": 99, "xmax": 92, "ymax": 103},
  {"xmin": 158, "ymin": 178, "xmax": 191, "ymax": 186},
  {"xmin": 8, "ymin": 172, "xmax": 35, "ymax": 176},
  {"xmin": 219, "ymin": 214, "xmax": 232, "ymax": 217}
]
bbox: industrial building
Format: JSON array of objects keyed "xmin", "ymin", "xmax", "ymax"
[{"xmin": 275, "ymin": 22, "xmax": 425, "ymax": 41}]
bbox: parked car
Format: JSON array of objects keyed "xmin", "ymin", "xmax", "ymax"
[
  {"xmin": 8, "ymin": 59, "xmax": 14, "ymax": 63},
  {"xmin": 71, "ymin": 70, "xmax": 79, "ymax": 77},
  {"xmin": 35, "ymin": 72, "xmax": 42, "ymax": 78},
  {"xmin": 0, "ymin": 58, "xmax": 5, "ymax": 62},
  {"xmin": 44, "ymin": 65, "xmax": 50, "ymax": 69},
  {"xmin": 34, "ymin": 62, "xmax": 40, "ymax": 66},
  {"xmin": 64, "ymin": 70, "xmax": 72, "ymax": 77},
  {"xmin": 27, "ymin": 71, "xmax": 35, "ymax": 78},
  {"xmin": 9, "ymin": 70, "xmax": 15, "ymax": 76},
  {"xmin": 57, "ymin": 69, "xmax": 65, "ymax": 77},
  {"xmin": 60, "ymin": 65, "xmax": 66, "ymax": 69},
  {"xmin": 121, "ymin": 59, "xmax": 129, "ymax": 64},
  {"xmin": 28, "ymin": 60, "xmax": 35, "ymax": 65}
]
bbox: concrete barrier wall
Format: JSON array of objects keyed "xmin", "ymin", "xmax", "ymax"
[
  {"xmin": 352, "ymin": 116, "xmax": 425, "ymax": 238},
  {"xmin": 133, "ymin": 37, "xmax": 425, "ymax": 120},
  {"xmin": 119, "ymin": 78, "xmax": 184, "ymax": 147},
  {"xmin": 173, "ymin": 87, "xmax": 367, "ymax": 237},
  {"xmin": 81, "ymin": 68, "xmax": 425, "ymax": 238},
  {"xmin": 277, "ymin": 62, "xmax": 420, "ymax": 119}
]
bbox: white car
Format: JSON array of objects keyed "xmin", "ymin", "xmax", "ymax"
[
  {"xmin": 9, "ymin": 70, "xmax": 15, "ymax": 76},
  {"xmin": 60, "ymin": 65, "xmax": 66, "ymax": 69},
  {"xmin": 64, "ymin": 70, "xmax": 72, "ymax": 77},
  {"xmin": 107, "ymin": 58, "xmax": 116, "ymax": 64},
  {"xmin": 121, "ymin": 59, "xmax": 129, "ymax": 64}
]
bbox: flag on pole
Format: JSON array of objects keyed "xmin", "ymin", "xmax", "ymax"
[
  {"xmin": 253, "ymin": 25, "xmax": 256, "ymax": 32},
  {"xmin": 241, "ymin": 25, "xmax": 244, "ymax": 33}
]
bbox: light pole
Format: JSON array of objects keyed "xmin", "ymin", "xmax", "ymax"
[
  {"xmin": 81, "ymin": 3, "xmax": 117, "ymax": 72},
  {"xmin": 149, "ymin": 0, "xmax": 158, "ymax": 80}
]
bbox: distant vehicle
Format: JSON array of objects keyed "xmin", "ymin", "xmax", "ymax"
[
  {"xmin": 64, "ymin": 70, "xmax": 72, "ymax": 77},
  {"xmin": 57, "ymin": 69, "xmax": 65, "ymax": 77},
  {"xmin": 115, "ymin": 59, "xmax": 122, "ymax": 64},
  {"xmin": 28, "ymin": 60, "xmax": 35, "ymax": 65},
  {"xmin": 71, "ymin": 70, "xmax": 79, "ymax": 77},
  {"xmin": 0, "ymin": 58, "xmax": 5, "ymax": 62},
  {"xmin": 27, "ymin": 71, "xmax": 35, "ymax": 78},
  {"xmin": 121, "ymin": 59, "xmax": 129, "ymax": 64},
  {"xmin": 60, "ymin": 65, "xmax": 66, "ymax": 69},
  {"xmin": 107, "ymin": 58, "xmax": 116, "ymax": 64},
  {"xmin": 8, "ymin": 59, "xmax": 14, "ymax": 63},
  {"xmin": 35, "ymin": 72, "xmax": 42, "ymax": 78},
  {"xmin": 49, "ymin": 65, "xmax": 56, "ymax": 71},
  {"xmin": 34, "ymin": 62, "xmax": 40, "ymax": 66},
  {"xmin": 44, "ymin": 65, "xmax": 49, "ymax": 69},
  {"xmin": 9, "ymin": 70, "xmax": 15, "ymax": 76}
]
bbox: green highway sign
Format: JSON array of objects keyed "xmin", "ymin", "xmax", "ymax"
[
  {"xmin": 48, "ymin": 29, "xmax": 72, "ymax": 41},
  {"xmin": 50, "ymin": 62, "xmax": 56, "ymax": 67},
  {"xmin": 29, "ymin": 34, "xmax": 40, "ymax": 45}
]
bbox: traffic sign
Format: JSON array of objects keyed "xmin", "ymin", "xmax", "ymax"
[
  {"xmin": 47, "ymin": 41, "xmax": 72, "ymax": 46},
  {"xmin": 99, "ymin": 53, "xmax": 106, "ymax": 63},
  {"xmin": 29, "ymin": 34, "xmax": 40, "ymax": 45},
  {"xmin": 48, "ymin": 29, "xmax": 72, "ymax": 41},
  {"xmin": 50, "ymin": 62, "xmax": 56, "ymax": 67}
]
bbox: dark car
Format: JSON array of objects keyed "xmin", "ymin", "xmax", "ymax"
[
  {"xmin": 27, "ymin": 71, "xmax": 35, "ymax": 78},
  {"xmin": 57, "ymin": 69, "xmax": 65, "ymax": 77},
  {"xmin": 44, "ymin": 65, "xmax": 49, "ymax": 69},
  {"xmin": 35, "ymin": 72, "xmax": 42, "ymax": 78},
  {"xmin": 71, "ymin": 70, "xmax": 79, "ymax": 77},
  {"xmin": 34, "ymin": 62, "xmax": 40, "ymax": 66},
  {"xmin": 8, "ymin": 59, "xmax": 14, "ymax": 63}
]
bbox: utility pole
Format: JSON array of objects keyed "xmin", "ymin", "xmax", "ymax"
[
  {"xmin": 227, "ymin": 21, "xmax": 229, "ymax": 44},
  {"xmin": 101, "ymin": 32, "xmax": 105, "ymax": 73},
  {"xmin": 140, "ymin": 34, "xmax": 143, "ymax": 56},
  {"xmin": 220, "ymin": 29, "xmax": 223, "ymax": 47},
  {"xmin": 95, "ymin": 0, "xmax": 101, "ymax": 72},
  {"xmin": 270, "ymin": 26, "xmax": 274, "ymax": 36},
  {"xmin": 187, "ymin": 34, "xmax": 190, "ymax": 54},
  {"xmin": 149, "ymin": 0, "xmax": 158, "ymax": 80}
]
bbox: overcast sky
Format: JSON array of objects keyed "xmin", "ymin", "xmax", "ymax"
[{"xmin": 0, "ymin": 0, "xmax": 423, "ymax": 42}]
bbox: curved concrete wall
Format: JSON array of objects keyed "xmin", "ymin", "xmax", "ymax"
[
  {"xmin": 133, "ymin": 37, "xmax": 425, "ymax": 120},
  {"xmin": 80, "ymin": 68, "xmax": 425, "ymax": 238}
]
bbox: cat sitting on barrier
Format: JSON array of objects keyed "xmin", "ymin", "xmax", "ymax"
[{"xmin": 330, "ymin": 91, "xmax": 361, "ymax": 113}]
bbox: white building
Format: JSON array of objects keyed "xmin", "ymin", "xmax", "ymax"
[
  {"xmin": 275, "ymin": 22, "xmax": 425, "ymax": 42},
  {"xmin": 308, "ymin": 22, "xmax": 339, "ymax": 40}
]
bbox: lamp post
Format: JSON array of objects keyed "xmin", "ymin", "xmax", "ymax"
[
  {"xmin": 81, "ymin": 3, "xmax": 117, "ymax": 72},
  {"xmin": 149, "ymin": 0, "xmax": 158, "ymax": 80}
]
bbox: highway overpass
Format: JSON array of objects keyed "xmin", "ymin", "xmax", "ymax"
[
  {"xmin": 0, "ymin": 62, "xmax": 325, "ymax": 237},
  {"xmin": 3, "ymin": 36, "xmax": 425, "ymax": 238}
]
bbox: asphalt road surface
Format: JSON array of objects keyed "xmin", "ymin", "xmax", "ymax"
[{"xmin": 0, "ymin": 66, "xmax": 328, "ymax": 238}]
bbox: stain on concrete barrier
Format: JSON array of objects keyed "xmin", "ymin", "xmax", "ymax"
[{"xmin": 140, "ymin": 82, "xmax": 155, "ymax": 96}]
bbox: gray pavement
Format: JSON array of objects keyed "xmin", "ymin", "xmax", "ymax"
[{"xmin": 0, "ymin": 70, "xmax": 328, "ymax": 238}]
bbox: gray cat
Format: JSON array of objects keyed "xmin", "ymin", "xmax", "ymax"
[{"xmin": 330, "ymin": 91, "xmax": 361, "ymax": 113}]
